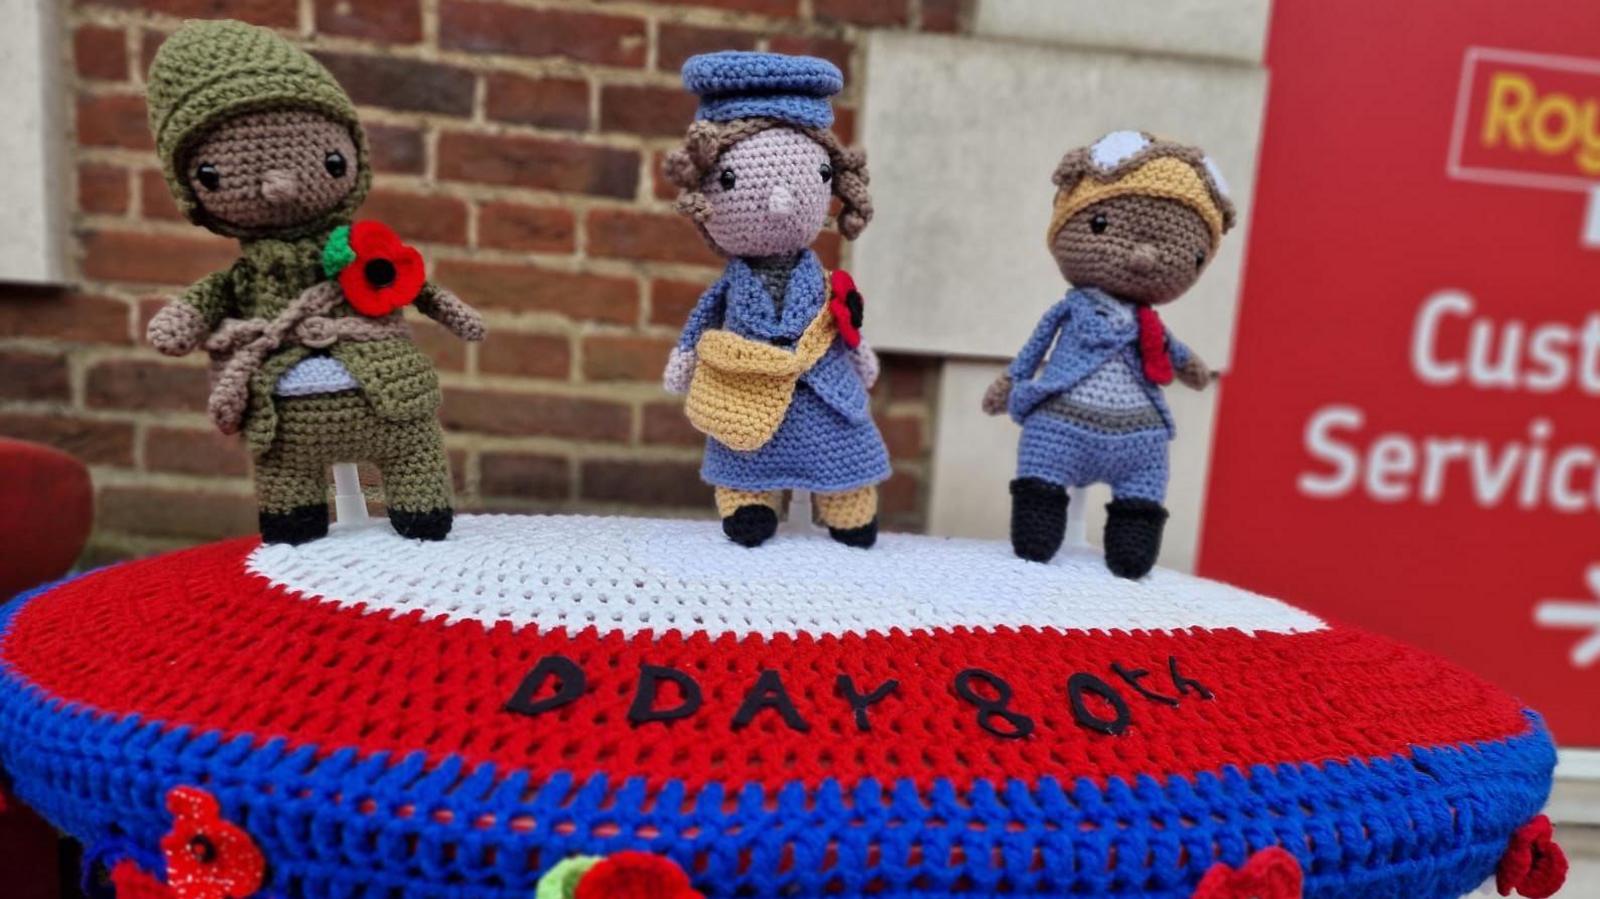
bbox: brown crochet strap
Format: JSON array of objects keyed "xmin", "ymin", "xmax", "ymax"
[{"xmin": 203, "ymin": 281, "xmax": 408, "ymax": 434}]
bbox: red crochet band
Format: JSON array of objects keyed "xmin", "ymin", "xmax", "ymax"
[{"xmin": 1137, "ymin": 304, "xmax": 1174, "ymax": 385}]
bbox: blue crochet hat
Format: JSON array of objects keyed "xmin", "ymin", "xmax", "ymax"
[{"xmin": 681, "ymin": 51, "xmax": 843, "ymax": 129}]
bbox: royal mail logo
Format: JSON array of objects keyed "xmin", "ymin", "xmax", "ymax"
[{"xmin": 1448, "ymin": 47, "xmax": 1600, "ymax": 192}]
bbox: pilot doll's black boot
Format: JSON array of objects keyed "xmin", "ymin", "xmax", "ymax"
[
  {"xmin": 1010, "ymin": 477, "xmax": 1068, "ymax": 563},
  {"xmin": 723, "ymin": 505, "xmax": 779, "ymax": 547},
  {"xmin": 1103, "ymin": 498, "xmax": 1168, "ymax": 580}
]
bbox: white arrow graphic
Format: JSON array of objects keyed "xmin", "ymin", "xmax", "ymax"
[{"xmin": 1535, "ymin": 564, "xmax": 1600, "ymax": 668}]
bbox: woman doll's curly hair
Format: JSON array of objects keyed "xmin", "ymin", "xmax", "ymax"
[{"xmin": 663, "ymin": 118, "xmax": 873, "ymax": 251}]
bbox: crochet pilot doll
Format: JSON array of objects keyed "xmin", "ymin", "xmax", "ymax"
[
  {"xmin": 983, "ymin": 131, "xmax": 1235, "ymax": 579},
  {"xmin": 142, "ymin": 20, "xmax": 485, "ymax": 545},
  {"xmin": 662, "ymin": 52, "xmax": 889, "ymax": 550}
]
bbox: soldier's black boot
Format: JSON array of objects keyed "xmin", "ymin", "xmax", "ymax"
[
  {"xmin": 1010, "ymin": 477, "xmax": 1068, "ymax": 563},
  {"xmin": 1103, "ymin": 498, "xmax": 1168, "ymax": 580},
  {"xmin": 390, "ymin": 507, "xmax": 453, "ymax": 541},
  {"xmin": 260, "ymin": 504, "xmax": 329, "ymax": 546},
  {"xmin": 829, "ymin": 518, "xmax": 878, "ymax": 549}
]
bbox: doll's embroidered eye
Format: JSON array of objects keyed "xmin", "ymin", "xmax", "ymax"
[
  {"xmin": 820, "ymin": 162, "xmax": 834, "ymax": 183},
  {"xmin": 1195, "ymin": 251, "xmax": 1206, "ymax": 269},
  {"xmin": 196, "ymin": 163, "xmax": 221, "ymax": 191},
  {"xmin": 1089, "ymin": 213, "xmax": 1108, "ymax": 234},
  {"xmin": 324, "ymin": 150, "xmax": 347, "ymax": 178},
  {"xmin": 718, "ymin": 168, "xmax": 737, "ymax": 191}
]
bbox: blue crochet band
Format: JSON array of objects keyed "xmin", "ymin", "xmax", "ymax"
[
  {"xmin": 0, "ymin": 579, "xmax": 1558, "ymax": 899},
  {"xmin": 683, "ymin": 51, "xmax": 842, "ymax": 129}
]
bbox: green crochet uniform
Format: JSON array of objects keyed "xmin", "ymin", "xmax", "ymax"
[{"xmin": 144, "ymin": 20, "xmax": 481, "ymax": 543}]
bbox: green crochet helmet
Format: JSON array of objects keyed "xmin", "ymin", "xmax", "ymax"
[{"xmin": 146, "ymin": 19, "xmax": 371, "ymax": 235}]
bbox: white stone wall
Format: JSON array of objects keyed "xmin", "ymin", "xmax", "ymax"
[{"xmin": 0, "ymin": 0, "xmax": 66, "ymax": 284}]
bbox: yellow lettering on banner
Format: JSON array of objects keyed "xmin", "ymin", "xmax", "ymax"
[
  {"xmin": 1480, "ymin": 69, "xmax": 1600, "ymax": 175},
  {"xmin": 1483, "ymin": 71, "xmax": 1533, "ymax": 149}
]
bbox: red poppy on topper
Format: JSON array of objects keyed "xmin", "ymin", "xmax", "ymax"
[
  {"xmin": 1497, "ymin": 815, "xmax": 1568, "ymax": 898},
  {"xmin": 160, "ymin": 786, "xmax": 266, "ymax": 899},
  {"xmin": 828, "ymin": 269, "xmax": 864, "ymax": 348},
  {"xmin": 321, "ymin": 220, "xmax": 426, "ymax": 317}
]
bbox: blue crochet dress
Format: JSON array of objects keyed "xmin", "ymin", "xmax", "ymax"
[{"xmin": 677, "ymin": 251, "xmax": 890, "ymax": 493}]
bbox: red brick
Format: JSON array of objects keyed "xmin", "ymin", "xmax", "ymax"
[
  {"xmin": 879, "ymin": 353, "xmax": 934, "ymax": 401},
  {"xmin": 440, "ymin": 387, "xmax": 630, "ymax": 441},
  {"xmin": 0, "ymin": 290, "xmax": 130, "ymax": 344},
  {"xmin": 314, "ymin": 0, "xmax": 423, "ymax": 43},
  {"xmin": 652, "ymin": 0, "xmax": 798, "ymax": 16},
  {"xmin": 97, "ymin": 485, "xmax": 257, "ymax": 541},
  {"xmin": 140, "ymin": 30, "xmax": 164, "ymax": 76},
  {"xmin": 833, "ymin": 105, "xmax": 857, "ymax": 146},
  {"xmin": 85, "ymin": 358, "xmax": 209, "ymax": 412},
  {"xmin": 437, "ymin": 132, "xmax": 639, "ymax": 199},
  {"xmin": 314, "ymin": 51, "xmax": 475, "ymax": 116},
  {"xmin": 922, "ymin": 0, "xmax": 965, "ymax": 31},
  {"xmin": 90, "ymin": 0, "xmax": 298, "ymax": 27},
  {"xmin": 0, "ymin": 413, "xmax": 135, "ymax": 466},
  {"xmin": 651, "ymin": 150, "xmax": 679, "ymax": 201},
  {"xmin": 588, "ymin": 210, "xmax": 718, "ymax": 266},
  {"xmin": 650, "ymin": 278, "xmax": 705, "ymax": 327},
  {"xmin": 879, "ymin": 468, "xmax": 922, "ymax": 521},
  {"xmin": 361, "ymin": 189, "xmax": 468, "ymax": 245},
  {"xmin": 479, "ymin": 451, "xmax": 570, "ymax": 500},
  {"xmin": 815, "ymin": 229, "xmax": 843, "ymax": 269},
  {"xmin": 440, "ymin": 3, "xmax": 646, "ymax": 67},
  {"xmin": 75, "ymin": 25, "xmax": 128, "ymax": 81},
  {"xmin": 641, "ymin": 401, "xmax": 700, "ymax": 447},
  {"xmin": 579, "ymin": 458, "xmax": 710, "ymax": 508},
  {"xmin": 140, "ymin": 169, "xmax": 183, "ymax": 220},
  {"xmin": 0, "ymin": 349, "xmax": 70, "ymax": 402},
  {"xmin": 81, "ymin": 230, "xmax": 236, "ymax": 285},
  {"xmin": 434, "ymin": 260, "xmax": 637, "ymax": 324},
  {"xmin": 478, "ymin": 202, "xmax": 576, "ymax": 253},
  {"xmin": 478, "ymin": 332, "xmax": 572, "ymax": 379},
  {"xmin": 599, "ymin": 85, "xmax": 697, "ymax": 138},
  {"xmin": 145, "ymin": 426, "xmax": 249, "ymax": 477},
  {"xmin": 876, "ymin": 412, "xmax": 925, "ymax": 458},
  {"xmin": 815, "ymin": 0, "xmax": 909, "ymax": 26},
  {"xmin": 768, "ymin": 35, "xmax": 855, "ymax": 82},
  {"xmin": 77, "ymin": 93, "xmax": 153, "ymax": 150},
  {"xmin": 582, "ymin": 334, "xmax": 674, "ymax": 382},
  {"xmin": 366, "ymin": 123, "xmax": 426, "ymax": 175},
  {"xmin": 410, "ymin": 319, "xmax": 467, "ymax": 372},
  {"xmin": 79, "ymin": 164, "xmax": 129, "ymax": 215},
  {"xmin": 658, "ymin": 23, "xmax": 759, "ymax": 72},
  {"xmin": 484, "ymin": 74, "xmax": 589, "ymax": 130}
]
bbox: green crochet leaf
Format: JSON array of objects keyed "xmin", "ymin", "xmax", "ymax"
[
  {"xmin": 535, "ymin": 856, "xmax": 601, "ymax": 899},
  {"xmin": 321, "ymin": 224, "xmax": 355, "ymax": 278}
]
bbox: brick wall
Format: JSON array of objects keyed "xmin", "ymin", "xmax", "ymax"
[{"xmin": 1, "ymin": 0, "xmax": 966, "ymax": 563}]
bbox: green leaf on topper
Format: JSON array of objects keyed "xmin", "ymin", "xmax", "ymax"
[{"xmin": 321, "ymin": 221, "xmax": 426, "ymax": 317}]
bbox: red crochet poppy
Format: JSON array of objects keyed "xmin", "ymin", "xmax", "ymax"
[
  {"xmin": 1193, "ymin": 846, "xmax": 1303, "ymax": 899},
  {"xmin": 1497, "ymin": 815, "xmax": 1567, "ymax": 898},
  {"xmin": 337, "ymin": 221, "xmax": 425, "ymax": 318},
  {"xmin": 160, "ymin": 786, "xmax": 265, "ymax": 899},
  {"xmin": 111, "ymin": 860, "xmax": 177, "ymax": 898},
  {"xmin": 828, "ymin": 269, "xmax": 864, "ymax": 349},
  {"xmin": 573, "ymin": 851, "xmax": 703, "ymax": 899}
]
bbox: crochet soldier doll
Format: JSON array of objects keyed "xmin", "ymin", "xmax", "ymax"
[
  {"xmin": 142, "ymin": 20, "xmax": 484, "ymax": 545},
  {"xmin": 983, "ymin": 131, "xmax": 1235, "ymax": 578},
  {"xmin": 662, "ymin": 52, "xmax": 889, "ymax": 549}
]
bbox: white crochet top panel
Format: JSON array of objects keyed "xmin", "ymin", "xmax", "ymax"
[{"xmin": 247, "ymin": 514, "xmax": 1323, "ymax": 638}]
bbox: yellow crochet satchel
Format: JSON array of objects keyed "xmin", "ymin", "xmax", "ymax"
[{"xmin": 685, "ymin": 297, "xmax": 838, "ymax": 452}]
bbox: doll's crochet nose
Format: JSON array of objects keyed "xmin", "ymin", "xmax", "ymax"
[
  {"xmin": 767, "ymin": 185, "xmax": 795, "ymax": 218},
  {"xmin": 1128, "ymin": 244, "xmax": 1160, "ymax": 275},
  {"xmin": 260, "ymin": 170, "xmax": 298, "ymax": 203}
]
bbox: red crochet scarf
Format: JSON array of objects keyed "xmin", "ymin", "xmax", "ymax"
[{"xmin": 1136, "ymin": 304, "xmax": 1174, "ymax": 385}]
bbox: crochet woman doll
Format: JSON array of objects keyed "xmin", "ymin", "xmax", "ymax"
[
  {"xmin": 662, "ymin": 52, "xmax": 889, "ymax": 549},
  {"xmin": 142, "ymin": 20, "xmax": 484, "ymax": 545},
  {"xmin": 983, "ymin": 131, "xmax": 1234, "ymax": 578}
]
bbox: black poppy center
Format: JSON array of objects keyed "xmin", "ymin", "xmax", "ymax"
[
  {"xmin": 188, "ymin": 834, "xmax": 218, "ymax": 864},
  {"xmin": 364, "ymin": 258, "xmax": 397, "ymax": 287}
]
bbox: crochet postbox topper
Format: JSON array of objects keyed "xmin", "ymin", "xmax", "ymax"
[
  {"xmin": 983, "ymin": 130, "xmax": 1235, "ymax": 579},
  {"xmin": 142, "ymin": 20, "xmax": 485, "ymax": 546},
  {"xmin": 662, "ymin": 51, "xmax": 888, "ymax": 551}
]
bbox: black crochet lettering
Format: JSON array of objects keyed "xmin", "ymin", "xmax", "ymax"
[
  {"xmin": 1168, "ymin": 656, "xmax": 1214, "ymax": 700},
  {"xmin": 504, "ymin": 655, "xmax": 586, "ymax": 717},
  {"xmin": 954, "ymin": 668, "xmax": 1034, "ymax": 740},
  {"xmin": 628, "ymin": 664, "xmax": 704, "ymax": 725},
  {"xmin": 732, "ymin": 670, "xmax": 811, "ymax": 733},
  {"xmin": 1111, "ymin": 662, "xmax": 1179, "ymax": 706},
  {"xmin": 1068, "ymin": 672, "xmax": 1131, "ymax": 736},
  {"xmin": 835, "ymin": 674, "xmax": 899, "ymax": 732}
]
